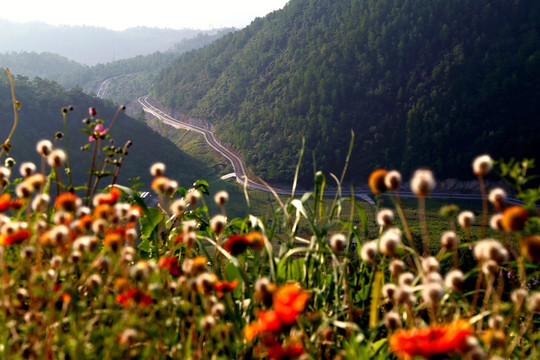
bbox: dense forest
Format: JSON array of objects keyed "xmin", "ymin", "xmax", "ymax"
[
  {"xmin": 0, "ymin": 72, "xmax": 216, "ymax": 189},
  {"xmin": 152, "ymin": 0, "xmax": 540, "ymax": 186}
]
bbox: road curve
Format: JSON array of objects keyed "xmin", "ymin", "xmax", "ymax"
[
  {"xmin": 138, "ymin": 96, "xmax": 261, "ymax": 189},
  {"xmin": 137, "ymin": 95, "xmax": 527, "ymax": 206}
]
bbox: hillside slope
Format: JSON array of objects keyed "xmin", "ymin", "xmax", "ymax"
[
  {"xmin": 0, "ymin": 72, "xmax": 216, "ymax": 189},
  {"xmin": 152, "ymin": 0, "xmax": 540, "ymax": 185}
]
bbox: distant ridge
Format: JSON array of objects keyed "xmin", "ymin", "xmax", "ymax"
[{"xmin": 0, "ymin": 19, "xmax": 227, "ymax": 65}]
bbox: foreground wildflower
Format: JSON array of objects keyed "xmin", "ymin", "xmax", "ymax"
[
  {"xmin": 368, "ymin": 169, "xmax": 388, "ymax": 194},
  {"xmin": 389, "ymin": 320, "xmax": 473, "ymax": 359},
  {"xmin": 115, "ymin": 288, "xmax": 153, "ymax": 308},
  {"xmin": 244, "ymin": 283, "xmax": 309, "ymax": 341}
]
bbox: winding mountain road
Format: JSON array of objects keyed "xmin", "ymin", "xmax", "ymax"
[{"xmin": 137, "ymin": 95, "xmax": 528, "ymax": 207}]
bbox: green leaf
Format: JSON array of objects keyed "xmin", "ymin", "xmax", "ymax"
[{"xmin": 193, "ymin": 179, "xmax": 210, "ymax": 195}]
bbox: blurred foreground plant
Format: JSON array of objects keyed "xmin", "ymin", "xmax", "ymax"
[{"xmin": 0, "ymin": 74, "xmax": 539, "ymax": 359}]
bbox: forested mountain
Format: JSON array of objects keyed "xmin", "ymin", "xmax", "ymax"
[
  {"xmin": 1, "ymin": 29, "xmax": 234, "ymax": 92},
  {"xmin": 0, "ymin": 20, "xmax": 221, "ymax": 65},
  {"xmin": 152, "ymin": 0, "xmax": 540, "ymax": 185},
  {"xmin": 0, "ymin": 72, "xmax": 216, "ymax": 189}
]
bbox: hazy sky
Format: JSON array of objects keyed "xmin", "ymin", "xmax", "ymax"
[{"xmin": 1, "ymin": 0, "xmax": 290, "ymax": 30}]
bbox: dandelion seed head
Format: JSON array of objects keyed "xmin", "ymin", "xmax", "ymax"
[
  {"xmin": 389, "ymin": 259, "xmax": 405, "ymax": 277},
  {"xmin": 171, "ymin": 199, "xmax": 187, "ymax": 216},
  {"xmin": 472, "ymin": 154, "xmax": 493, "ymax": 176},
  {"xmin": 488, "ymin": 315, "xmax": 503, "ymax": 330},
  {"xmin": 93, "ymin": 256, "xmax": 112, "ymax": 273},
  {"xmin": 422, "ymin": 282, "xmax": 444, "ymax": 305},
  {"xmin": 329, "ymin": 233, "xmax": 347, "ymax": 252},
  {"xmin": 210, "ymin": 215, "xmax": 227, "ymax": 235},
  {"xmin": 380, "ymin": 228, "xmax": 402, "ymax": 257},
  {"xmin": 488, "ymin": 188, "xmax": 506, "ymax": 209},
  {"xmin": 200, "ymin": 315, "xmax": 216, "ymax": 331},
  {"xmin": 36, "ymin": 139, "xmax": 53, "ymax": 157},
  {"xmin": 527, "ymin": 292, "xmax": 540, "ymax": 312},
  {"xmin": 458, "ymin": 211, "xmax": 475, "ymax": 229},
  {"xmin": 47, "ymin": 149, "xmax": 66, "ymax": 167},
  {"xmin": 382, "ymin": 283, "xmax": 397, "ymax": 301},
  {"xmin": 481, "ymin": 259, "xmax": 498, "ymax": 276},
  {"xmin": 211, "ymin": 303, "xmax": 225, "ymax": 317},
  {"xmin": 440, "ymin": 231, "xmax": 458, "ymax": 251},
  {"xmin": 214, "ymin": 190, "xmax": 229, "ymax": 206},
  {"xmin": 410, "ymin": 169, "xmax": 435, "ymax": 197},
  {"xmin": 150, "ymin": 162, "xmax": 166, "ymax": 177},
  {"xmin": 384, "ymin": 170, "xmax": 402, "ymax": 191},
  {"xmin": 384, "ymin": 312, "xmax": 402, "ymax": 331},
  {"xmin": 119, "ymin": 328, "xmax": 138, "ymax": 345},
  {"xmin": 424, "ymin": 272, "xmax": 443, "ymax": 284},
  {"xmin": 0, "ymin": 166, "xmax": 10, "ymax": 181},
  {"xmin": 394, "ymin": 285, "xmax": 414, "ymax": 305},
  {"xmin": 196, "ymin": 272, "xmax": 218, "ymax": 294},
  {"xmin": 130, "ymin": 261, "xmax": 150, "ymax": 281},
  {"xmin": 360, "ymin": 241, "xmax": 378, "ymax": 263},
  {"xmin": 398, "ymin": 272, "xmax": 415, "ymax": 287},
  {"xmin": 185, "ymin": 189, "xmax": 201, "ymax": 207},
  {"xmin": 421, "ymin": 256, "xmax": 439, "ymax": 274},
  {"xmin": 15, "ymin": 182, "xmax": 32, "ymax": 198},
  {"xmin": 19, "ymin": 162, "xmax": 36, "ymax": 178},
  {"xmin": 511, "ymin": 288, "xmax": 528, "ymax": 306},
  {"xmin": 376, "ymin": 208, "xmax": 394, "ymax": 227},
  {"xmin": 445, "ymin": 270, "xmax": 464, "ymax": 292},
  {"xmin": 489, "ymin": 214, "xmax": 504, "ymax": 231}
]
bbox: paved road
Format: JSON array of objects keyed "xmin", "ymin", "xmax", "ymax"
[
  {"xmin": 137, "ymin": 95, "xmax": 527, "ymax": 207},
  {"xmin": 96, "ymin": 78, "xmax": 113, "ymax": 98},
  {"xmin": 96, "ymin": 76, "xmax": 125, "ymax": 98}
]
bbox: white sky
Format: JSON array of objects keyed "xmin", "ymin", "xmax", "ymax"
[{"xmin": 1, "ymin": 0, "xmax": 290, "ymax": 30}]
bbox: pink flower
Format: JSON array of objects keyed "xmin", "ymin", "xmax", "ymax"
[
  {"xmin": 89, "ymin": 107, "xmax": 97, "ymax": 116},
  {"xmin": 89, "ymin": 124, "xmax": 108, "ymax": 142}
]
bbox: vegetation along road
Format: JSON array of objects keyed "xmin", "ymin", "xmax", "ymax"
[{"xmin": 136, "ymin": 95, "xmax": 530, "ymax": 207}]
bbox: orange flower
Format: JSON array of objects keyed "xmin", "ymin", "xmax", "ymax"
[
  {"xmin": 214, "ymin": 279, "xmax": 238, "ymax": 297},
  {"xmin": 158, "ymin": 257, "xmax": 181, "ymax": 276},
  {"xmin": 0, "ymin": 193, "xmax": 24, "ymax": 212},
  {"xmin": 521, "ymin": 235, "xmax": 540, "ymax": 262},
  {"xmin": 273, "ymin": 283, "xmax": 310, "ymax": 325},
  {"xmin": 0, "ymin": 193, "xmax": 11, "ymax": 212},
  {"xmin": 244, "ymin": 310, "xmax": 284, "ymax": 341},
  {"xmin": 0, "ymin": 229, "xmax": 31, "ymax": 245},
  {"xmin": 266, "ymin": 340, "xmax": 304, "ymax": 360},
  {"xmin": 501, "ymin": 206, "xmax": 529, "ymax": 232},
  {"xmin": 103, "ymin": 232, "xmax": 123, "ymax": 249},
  {"xmin": 245, "ymin": 231, "xmax": 265, "ymax": 251},
  {"xmin": 96, "ymin": 187, "xmax": 122, "ymax": 205},
  {"xmin": 115, "ymin": 288, "xmax": 153, "ymax": 307},
  {"xmin": 389, "ymin": 320, "xmax": 473, "ymax": 359},
  {"xmin": 369, "ymin": 169, "xmax": 388, "ymax": 194},
  {"xmin": 223, "ymin": 235, "xmax": 250, "ymax": 256},
  {"xmin": 244, "ymin": 283, "xmax": 309, "ymax": 341},
  {"xmin": 77, "ymin": 215, "xmax": 94, "ymax": 233},
  {"xmin": 93, "ymin": 204, "xmax": 113, "ymax": 220},
  {"xmin": 54, "ymin": 192, "xmax": 79, "ymax": 212}
]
